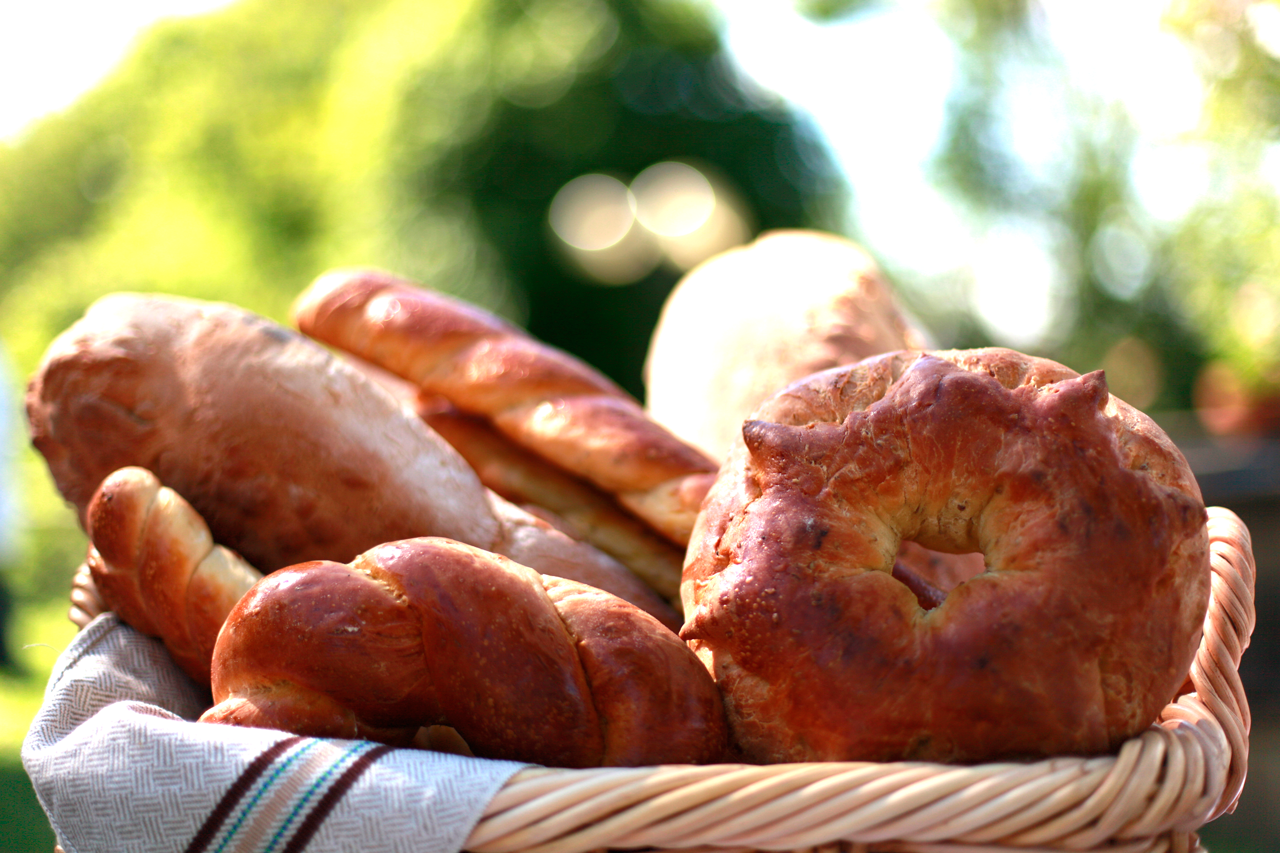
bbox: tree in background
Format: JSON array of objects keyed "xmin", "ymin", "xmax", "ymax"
[
  {"xmin": 801, "ymin": 0, "xmax": 1280, "ymax": 425},
  {"xmin": 5, "ymin": 0, "xmax": 1280, "ymax": 597},
  {"xmin": 0, "ymin": 0, "xmax": 845, "ymax": 601},
  {"xmin": 1162, "ymin": 0, "xmax": 1280, "ymax": 432}
]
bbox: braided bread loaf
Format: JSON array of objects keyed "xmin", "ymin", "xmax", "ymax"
[
  {"xmin": 201, "ymin": 537, "xmax": 731, "ymax": 769},
  {"xmin": 85, "ymin": 466, "xmax": 262, "ymax": 684},
  {"xmin": 69, "ymin": 562, "xmax": 107, "ymax": 630},
  {"xmin": 27, "ymin": 293, "xmax": 678, "ymax": 628},
  {"xmin": 291, "ymin": 268, "xmax": 719, "ymax": 546}
]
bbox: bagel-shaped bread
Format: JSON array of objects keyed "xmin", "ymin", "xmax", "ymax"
[{"xmin": 682, "ymin": 348, "xmax": 1211, "ymax": 764}]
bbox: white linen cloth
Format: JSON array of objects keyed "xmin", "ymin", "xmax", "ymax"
[{"xmin": 22, "ymin": 614, "xmax": 526, "ymax": 853}]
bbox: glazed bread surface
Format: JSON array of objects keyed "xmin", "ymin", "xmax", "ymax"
[
  {"xmin": 292, "ymin": 268, "xmax": 720, "ymax": 546},
  {"xmin": 203, "ymin": 537, "xmax": 730, "ymax": 768},
  {"xmin": 683, "ymin": 347, "xmax": 1211, "ymax": 764},
  {"xmin": 85, "ymin": 466, "xmax": 262, "ymax": 684},
  {"xmin": 27, "ymin": 293, "xmax": 677, "ymax": 627}
]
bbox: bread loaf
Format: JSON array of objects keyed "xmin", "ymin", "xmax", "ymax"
[
  {"xmin": 69, "ymin": 562, "xmax": 108, "ymax": 630},
  {"xmin": 202, "ymin": 537, "xmax": 731, "ymax": 768},
  {"xmin": 645, "ymin": 229, "xmax": 932, "ymax": 462},
  {"xmin": 83, "ymin": 466, "xmax": 262, "ymax": 684},
  {"xmin": 684, "ymin": 348, "xmax": 1212, "ymax": 764},
  {"xmin": 418, "ymin": 400, "xmax": 685, "ymax": 602},
  {"xmin": 335, "ymin": 355, "xmax": 686, "ymax": 601},
  {"xmin": 292, "ymin": 268, "xmax": 720, "ymax": 546},
  {"xmin": 27, "ymin": 293, "xmax": 678, "ymax": 628},
  {"xmin": 644, "ymin": 231, "xmax": 988, "ymax": 596}
]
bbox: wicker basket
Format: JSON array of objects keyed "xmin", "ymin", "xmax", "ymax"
[
  {"xmin": 460, "ymin": 507, "xmax": 1256, "ymax": 853},
  {"xmin": 63, "ymin": 507, "xmax": 1256, "ymax": 853}
]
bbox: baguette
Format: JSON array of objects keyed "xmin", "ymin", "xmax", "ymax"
[
  {"xmin": 418, "ymin": 399, "xmax": 685, "ymax": 601},
  {"xmin": 27, "ymin": 293, "xmax": 679, "ymax": 628},
  {"xmin": 292, "ymin": 268, "xmax": 719, "ymax": 546}
]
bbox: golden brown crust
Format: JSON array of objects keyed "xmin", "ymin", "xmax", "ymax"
[
  {"xmin": 26, "ymin": 293, "xmax": 679, "ymax": 628},
  {"xmin": 69, "ymin": 562, "xmax": 107, "ymax": 630},
  {"xmin": 339, "ymin": 358, "xmax": 688, "ymax": 600},
  {"xmin": 419, "ymin": 401, "xmax": 686, "ymax": 602},
  {"xmin": 480, "ymin": 490, "xmax": 679, "ymax": 628},
  {"xmin": 27, "ymin": 292, "xmax": 496, "ymax": 570},
  {"xmin": 292, "ymin": 268, "xmax": 719, "ymax": 545},
  {"xmin": 683, "ymin": 347, "xmax": 1211, "ymax": 764},
  {"xmin": 203, "ymin": 537, "xmax": 730, "ymax": 768},
  {"xmin": 84, "ymin": 467, "xmax": 262, "ymax": 684}
]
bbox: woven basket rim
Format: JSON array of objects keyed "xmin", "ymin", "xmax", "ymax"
[{"xmin": 464, "ymin": 506, "xmax": 1257, "ymax": 853}]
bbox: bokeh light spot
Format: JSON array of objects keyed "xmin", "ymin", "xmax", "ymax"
[
  {"xmin": 548, "ymin": 173, "xmax": 636, "ymax": 251},
  {"xmin": 550, "ymin": 163, "xmax": 752, "ymax": 284},
  {"xmin": 968, "ymin": 221, "xmax": 1075, "ymax": 352},
  {"xmin": 1090, "ymin": 213, "xmax": 1152, "ymax": 301},
  {"xmin": 1232, "ymin": 281, "xmax": 1280, "ymax": 351},
  {"xmin": 630, "ymin": 161, "xmax": 717, "ymax": 237},
  {"xmin": 1101, "ymin": 336, "xmax": 1164, "ymax": 410}
]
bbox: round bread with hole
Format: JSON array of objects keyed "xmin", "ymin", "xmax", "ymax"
[{"xmin": 681, "ymin": 347, "xmax": 1211, "ymax": 764}]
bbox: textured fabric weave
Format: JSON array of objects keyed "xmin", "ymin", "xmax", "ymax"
[{"xmin": 23, "ymin": 615, "xmax": 526, "ymax": 853}]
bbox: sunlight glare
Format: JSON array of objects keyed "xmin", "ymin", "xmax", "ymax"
[
  {"xmin": 1040, "ymin": 0, "xmax": 1204, "ymax": 140},
  {"xmin": 714, "ymin": 1, "xmax": 955, "ymax": 244},
  {"xmin": 630, "ymin": 162, "xmax": 716, "ymax": 238},
  {"xmin": 0, "ymin": 0, "xmax": 236, "ymax": 141},
  {"xmin": 1247, "ymin": 1, "xmax": 1280, "ymax": 60},
  {"xmin": 549, "ymin": 174, "xmax": 636, "ymax": 251},
  {"xmin": 969, "ymin": 221, "xmax": 1075, "ymax": 351}
]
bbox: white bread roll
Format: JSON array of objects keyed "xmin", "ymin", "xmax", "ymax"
[{"xmin": 645, "ymin": 229, "xmax": 931, "ymax": 462}]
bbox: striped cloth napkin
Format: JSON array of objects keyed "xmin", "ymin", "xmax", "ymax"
[{"xmin": 22, "ymin": 614, "xmax": 526, "ymax": 853}]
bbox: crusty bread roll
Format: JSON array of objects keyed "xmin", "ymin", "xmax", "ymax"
[
  {"xmin": 84, "ymin": 466, "xmax": 262, "ymax": 683},
  {"xmin": 202, "ymin": 536, "xmax": 731, "ymax": 768},
  {"xmin": 68, "ymin": 561, "xmax": 107, "ymax": 630},
  {"xmin": 349, "ymin": 356, "xmax": 686, "ymax": 600},
  {"xmin": 684, "ymin": 348, "xmax": 1211, "ymax": 764},
  {"xmin": 645, "ymin": 229, "xmax": 983, "ymax": 594},
  {"xmin": 645, "ymin": 229, "xmax": 931, "ymax": 462},
  {"xmin": 292, "ymin": 268, "xmax": 720, "ymax": 546},
  {"xmin": 27, "ymin": 293, "xmax": 678, "ymax": 628},
  {"xmin": 418, "ymin": 400, "xmax": 686, "ymax": 602}
]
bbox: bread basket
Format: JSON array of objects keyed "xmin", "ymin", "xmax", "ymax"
[
  {"xmin": 58, "ymin": 506, "xmax": 1253, "ymax": 853},
  {"xmin": 460, "ymin": 506, "xmax": 1256, "ymax": 853}
]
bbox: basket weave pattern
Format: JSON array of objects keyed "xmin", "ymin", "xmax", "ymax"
[{"xmin": 464, "ymin": 507, "xmax": 1257, "ymax": 853}]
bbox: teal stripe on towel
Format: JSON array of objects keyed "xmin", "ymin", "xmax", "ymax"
[
  {"xmin": 212, "ymin": 738, "xmax": 320, "ymax": 853},
  {"xmin": 262, "ymin": 741, "xmax": 375, "ymax": 853}
]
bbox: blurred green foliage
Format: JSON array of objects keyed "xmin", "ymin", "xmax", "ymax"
[
  {"xmin": 903, "ymin": 0, "xmax": 1207, "ymax": 412},
  {"xmin": 8, "ymin": 0, "xmax": 1277, "ymax": 606},
  {"xmin": 1164, "ymin": 1, "xmax": 1280, "ymax": 394},
  {"xmin": 1, "ymin": 1, "xmax": 1278, "ymax": 849},
  {"xmin": 911, "ymin": 0, "xmax": 1280, "ymax": 417},
  {"xmin": 0, "ymin": 758, "xmax": 55, "ymax": 853},
  {"xmin": 0, "ymin": 0, "xmax": 845, "ymax": 612}
]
